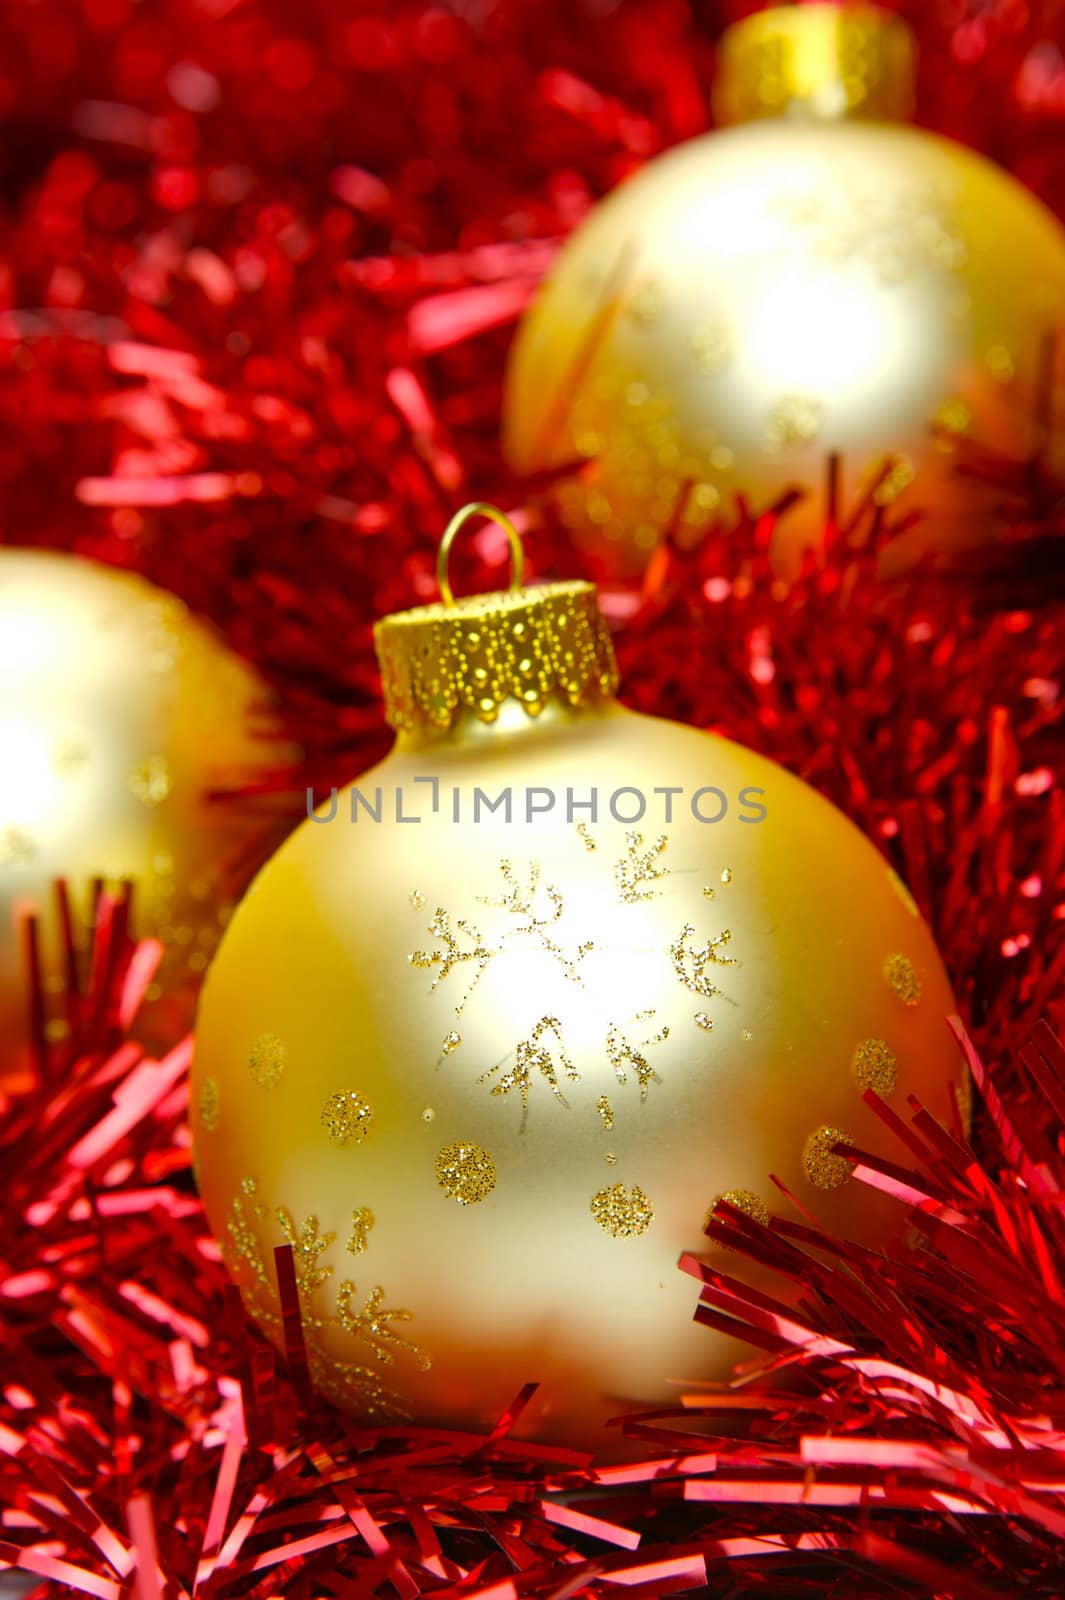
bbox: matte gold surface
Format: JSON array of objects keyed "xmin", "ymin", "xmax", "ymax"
[
  {"xmin": 0, "ymin": 550, "xmax": 295, "ymax": 1080},
  {"xmin": 193, "ymin": 684, "xmax": 963, "ymax": 1449},
  {"xmin": 503, "ymin": 114, "xmax": 1065, "ymax": 578}
]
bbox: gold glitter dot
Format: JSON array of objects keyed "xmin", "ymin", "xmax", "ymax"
[
  {"xmin": 702, "ymin": 885, "xmax": 715, "ymax": 900},
  {"xmin": 321, "ymin": 1089, "xmax": 373, "ymax": 1146},
  {"xmin": 741, "ymin": 1029, "xmax": 752, "ymax": 1042},
  {"xmin": 248, "ymin": 1033, "xmax": 286, "ymax": 1087},
  {"xmin": 575, "ymin": 822, "xmax": 597, "ymax": 852},
  {"xmin": 590, "ymin": 1183, "xmax": 654, "ymax": 1239},
  {"xmin": 694, "ymin": 1012, "xmax": 713, "ymax": 1032},
  {"xmin": 690, "ymin": 319, "xmax": 731, "ymax": 374},
  {"xmin": 0, "ymin": 826, "xmax": 35, "ymax": 866},
  {"xmin": 934, "ymin": 397, "xmax": 971, "ymax": 437},
  {"xmin": 628, "ymin": 281, "xmax": 662, "ymax": 324},
  {"xmin": 442, "ymin": 1030, "xmax": 462, "ymax": 1056},
  {"xmin": 852, "ymin": 1038, "xmax": 897, "ymax": 1096},
  {"xmin": 873, "ymin": 457, "xmax": 915, "ymax": 506},
  {"xmin": 886, "ymin": 869, "xmax": 920, "ymax": 918},
  {"xmin": 422, "ymin": 1107, "xmax": 435, "ymax": 1123},
  {"xmin": 803, "ymin": 1126, "xmax": 855, "ymax": 1190},
  {"xmin": 128, "ymin": 753, "xmax": 171, "ymax": 806},
  {"xmin": 720, "ymin": 867, "xmax": 733, "ymax": 885},
  {"xmin": 51, "ymin": 738, "xmax": 87, "ymax": 775},
  {"xmin": 596, "ymin": 1095, "xmax": 615, "ymax": 1131},
  {"xmin": 436, "ymin": 1141, "xmax": 496, "ymax": 1206},
  {"xmin": 884, "ymin": 952, "xmax": 922, "ymax": 1006},
  {"xmin": 604, "ymin": 1152, "xmax": 618, "ymax": 1166},
  {"xmin": 345, "ymin": 1207, "xmax": 375, "ymax": 1256},
  {"xmin": 766, "ymin": 395, "xmax": 823, "ymax": 449},
  {"xmin": 409, "ymin": 889, "xmax": 426, "ymax": 909},
  {"xmin": 987, "ymin": 344, "xmax": 1015, "ymax": 383},
  {"xmin": 198, "ymin": 1076, "xmax": 220, "ymax": 1132},
  {"xmin": 705, "ymin": 1188, "xmax": 769, "ymax": 1231}
]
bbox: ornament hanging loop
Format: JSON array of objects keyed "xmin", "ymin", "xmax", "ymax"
[{"xmin": 437, "ymin": 502, "xmax": 525, "ymax": 608}]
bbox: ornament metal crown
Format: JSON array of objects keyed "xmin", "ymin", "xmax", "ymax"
[
  {"xmin": 712, "ymin": 3, "xmax": 916, "ymax": 126},
  {"xmin": 373, "ymin": 503, "xmax": 619, "ymax": 733}
]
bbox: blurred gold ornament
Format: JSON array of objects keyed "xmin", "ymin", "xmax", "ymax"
[
  {"xmin": 0, "ymin": 550, "xmax": 295, "ymax": 1083},
  {"xmin": 502, "ymin": 3, "xmax": 1065, "ymax": 579},
  {"xmin": 192, "ymin": 503, "xmax": 963, "ymax": 1449}
]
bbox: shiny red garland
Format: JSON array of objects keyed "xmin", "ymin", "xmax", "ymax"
[
  {"xmin": 2, "ymin": 733, "xmax": 1065, "ymax": 1596},
  {"xmin": 2, "ymin": 0, "xmax": 1065, "ymax": 1595}
]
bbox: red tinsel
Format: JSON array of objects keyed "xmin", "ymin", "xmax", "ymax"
[
  {"xmin": 3, "ymin": 0, "xmax": 1065, "ymax": 1595},
  {"xmin": 5, "ymin": 897, "xmax": 1065, "ymax": 1595}
]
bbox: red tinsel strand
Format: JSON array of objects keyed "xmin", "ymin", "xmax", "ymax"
[
  {"xmin": 6, "ymin": 997, "xmax": 1065, "ymax": 1594},
  {"xmin": 0, "ymin": 3, "xmax": 1061, "ymax": 787},
  {"xmin": 0, "ymin": 521, "xmax": 1063, "ymax": 1592}
]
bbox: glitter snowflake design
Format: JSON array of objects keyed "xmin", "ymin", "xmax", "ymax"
[
  {"xmin": 408, "ymin": 909, "xmax": 493, "ymax": 1016},
  {"xmin": 477, "ymin": 859, "xmax": 595, "ymax": 980},
  {"xmin": 670, "ymin": 923, "xmax": 736, "ymax": 999},
  {"xmin": 606, "ymin": 1011, "xmax": 670, "ymax": 1100},
  {"xmin": 408, "ymin": 844, "xmax": 739, "ymax": 1136},
  {"xmin": 614, "ymin": 831, "xmax": 669, "ymax": 903},
  {"xmin": 223, "ymin": 1177, "xmax": 428, "ymax": 1419},
  {"xmin": 480, "ymin": 1016, "xmax": 579, "ymax": 1113},
  {"xmin": 409, "ymin": 859, "xmax": 594, "ymax": 1014}
]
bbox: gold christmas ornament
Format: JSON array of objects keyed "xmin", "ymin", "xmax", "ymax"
[
  {"xmin": 0, "ymin": 550, "xmax": 295, "ymax": 1082},
  {"xmin": 192, "ymin": 503, "xmax": 963, "ymax": 1448},
  {"xmin": 502, "ymin": 3, "xmax": 1065, "ymax": 579}
]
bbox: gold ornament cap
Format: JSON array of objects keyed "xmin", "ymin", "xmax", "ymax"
[
  {"xmin": 374, "ymin": 503, "xmax": 619, "ymax": 733},
  {"xmin": 712, "ymin": 3, "xmax": 916, "ymax": 126}
]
